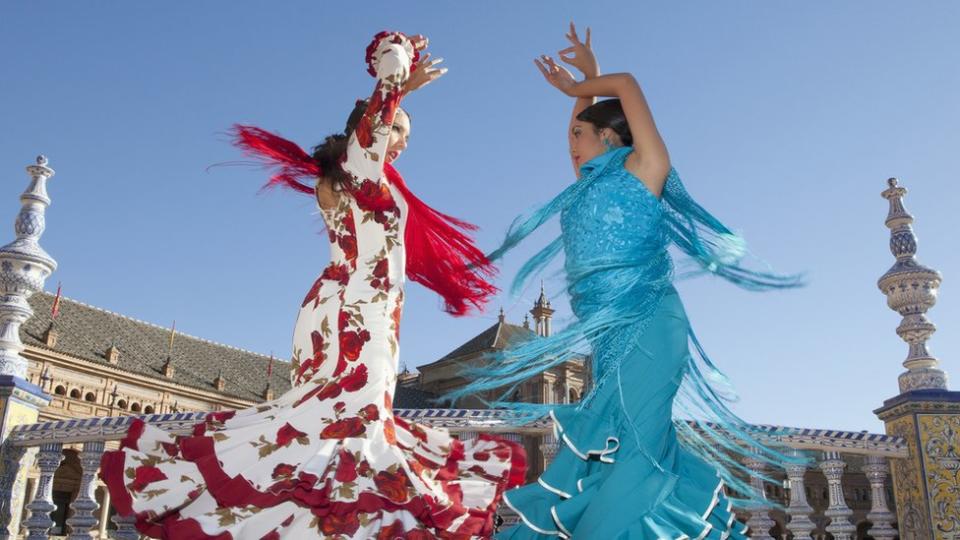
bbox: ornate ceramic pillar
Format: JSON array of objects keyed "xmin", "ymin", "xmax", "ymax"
[
  {"xmin": 819, "ymin": 452, "xmax": 855, "ymax": 540},
  {"xmin": 0, "ymin": 156, "xmax": 58, "ymax": 379},
  {"xmin": 0, "ymin": 444, "xmax": 29, "ymax": 540},
  {"xmin": 877, "ymin": 178, "xmax": 945, "ymax": 392},
  {"xmin": 23, "ymin": 442, "xmax": 64, "ymax": 540},
  {"xmin": 874, "ymin": 177, "xmax": 960, "ymax": 539},
  {"xmin": 784, "ymin": 450, "xmax": 816, "ymax": 539},
  {"xmin": 863, "ymin": 455, "xmax": 897, "ymax": 540},
  {"xmin": 65, "ymin": 441, "xmax": 105, "ymax": 540},
  {"xmin": 111, "ymin": 513, "xmax": 139, "ymax": 540},
  {"xmin": 743, "ymin": 456, "xmax": 776, "ymax": 540},
  {"xmin": 0, "ymin": 156, "xmax": 56, "ymax": 539}
]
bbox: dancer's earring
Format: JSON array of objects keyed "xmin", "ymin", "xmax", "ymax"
[{"xmin": 601, "ymin": 129, "xmax": 615, "ymax": 151}]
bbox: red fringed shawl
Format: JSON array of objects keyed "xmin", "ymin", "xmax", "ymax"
[{"xmin": 232, "ymin": 125, "xmax": 497, "ymax": 316}]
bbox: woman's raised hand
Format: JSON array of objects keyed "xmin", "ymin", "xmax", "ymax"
[
  {"xmin": 403, "ymin": 36, "xmax": 447, "ymax": 94},
  {"xmin": 534, "ymin": 55, "xmax": 577, "ymax": 96},
  {"xmin": 558, "ymin": 22, "xmax": 598, "ymax": 79}
]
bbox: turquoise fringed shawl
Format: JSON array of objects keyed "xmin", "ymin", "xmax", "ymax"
[{"xmin": 446, "ymin": 147, "xmax": 806, "ymax": 504}]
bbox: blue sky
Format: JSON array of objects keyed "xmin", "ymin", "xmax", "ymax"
[{"xmin": 2, "ymin": 2, "xmax": 958, "ymax": 433}]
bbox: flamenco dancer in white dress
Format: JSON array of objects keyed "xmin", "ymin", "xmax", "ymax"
[{"xmin": 101, "ymin": 31, "xmax": 526, "ymax": 540}]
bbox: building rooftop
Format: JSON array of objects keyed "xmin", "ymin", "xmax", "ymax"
[{"xmin": 23, "ymin": 292, "xmax": 434, "ymax": 408}]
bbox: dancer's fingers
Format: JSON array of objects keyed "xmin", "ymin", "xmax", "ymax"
[
  {"xmin": 585, "ymin": 27, "xmax": 591, "ymax": 47},
  {"xmin": 421, "ymin": 69, "xmax": 446, "ymax": 87},
  {"xmin": 539, "ymin": 55, "xmax": 553, "ymax": 71},
  {"xmin": 410, "ymin": 34, "xmax": 429, "ymax": 51},
  {"xmin": 534, "ymin": 58, "xmax": 550, "ymax": 78}
]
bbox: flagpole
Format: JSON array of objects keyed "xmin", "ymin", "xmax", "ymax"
[{"xmin": 167, "ymin": 320, "xmax": 176, "ymax": 357}]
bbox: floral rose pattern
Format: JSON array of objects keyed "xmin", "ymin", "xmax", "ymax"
[{"xmin": 100, "ymin": 31, "xmax": 525, "ymax": 540}]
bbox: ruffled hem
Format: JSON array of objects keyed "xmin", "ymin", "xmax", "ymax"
[
  {"xmin": 101, "ymin": 414, "xmax": 526, "ymax": 539},
  {"xmin": 549, "ymin": 409, "xmax": 619, "ymax": 464},
  {"xmin": 499, "ymin": 410, "xmax": 746, "ymax": 540}
]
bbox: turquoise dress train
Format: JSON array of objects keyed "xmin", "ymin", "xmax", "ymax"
[{"xmin": 448, "ymin": 147, "xmax": 802, "ymax": 539}]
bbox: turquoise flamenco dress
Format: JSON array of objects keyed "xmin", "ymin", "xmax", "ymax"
[{"xmin": 447, "ymin": 147, "xmax": 804, "ymax": 539}]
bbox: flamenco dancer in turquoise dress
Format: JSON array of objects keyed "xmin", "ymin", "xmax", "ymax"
[{"xmin": 448, "ymin": 25, "xmax": 804, "ymax": 539}]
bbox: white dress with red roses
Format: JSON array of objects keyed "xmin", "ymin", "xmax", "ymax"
[{"xmin": 101, "ymin": 33, "xmax": 525, "ymax": 540}]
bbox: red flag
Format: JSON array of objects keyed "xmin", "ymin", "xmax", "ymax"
[{"xmin": 51, "ymin": 282, "xmax": 62, "ymax": 319}]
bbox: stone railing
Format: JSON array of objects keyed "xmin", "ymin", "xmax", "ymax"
[{"xmin": 0, "ymin": 410, "xmax": 906, "ymax": 539}]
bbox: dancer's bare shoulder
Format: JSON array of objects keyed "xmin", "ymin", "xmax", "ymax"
[{"xmin": 315, "ymin": 178, "xmax": 339, "ymax": 210}]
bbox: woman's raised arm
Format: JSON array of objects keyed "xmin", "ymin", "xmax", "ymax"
[
  {"xmin": 341, "ymin": 32, "xmax": 420, "ymax": 186},
  {"xmin": 562, "ymin": 72, "xmax": 670, "ymax": 191}
]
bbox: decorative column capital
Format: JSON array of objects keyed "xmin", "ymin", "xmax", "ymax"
[
  {"xmin": 861, "ymin": 454, "xmax": 890, "ymax": 480},
  {"xmin": 818, "ymin": 451, "xmax": 846, "ymax": 476},
  {"xmin": 539, "ymin": 433, "xmax": 558, "ymax": 467}
]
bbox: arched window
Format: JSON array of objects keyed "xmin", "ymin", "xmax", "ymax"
[
  {"xmin": 69, "ymin": 389, "xmax": 81, "ymax": 399},
  {"xmin": 116, "ymin": 399, "xmax": 128, "ymax": 410},
  {"xmin": 144, "ymin": 405, "xmax": 155, "ymax": 414},
  {"xmin": 84, "ymin": 392, "xmax": 96, "ymax": 403},
  {"xmin": 54, "ymin": 385, "xmax": 66, "ymax": 396},
  {"xmin": 130, "ymin": 403, "xmax": 141, "ymax": 413}
]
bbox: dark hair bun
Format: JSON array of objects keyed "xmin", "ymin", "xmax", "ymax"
[{"xmin": 576, "ymin": 99, "xmax": 633, "ymax": 147}]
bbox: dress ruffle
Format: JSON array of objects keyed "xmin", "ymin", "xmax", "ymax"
[
  {"xmin": 492, "ymin": 292, "xmax": 753, "ymax": 539},
  {"xmin": 499, "ymin": 411, "xmax": 746, "ymax": 540},
  {"xmin": 102, "ymin": 404, "xmax": 526, "ymax": 539}
]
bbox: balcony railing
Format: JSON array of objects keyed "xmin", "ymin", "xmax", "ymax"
[{"xmin": 0, "ymin": 410, "xmax": 906, "ymax": 539}]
